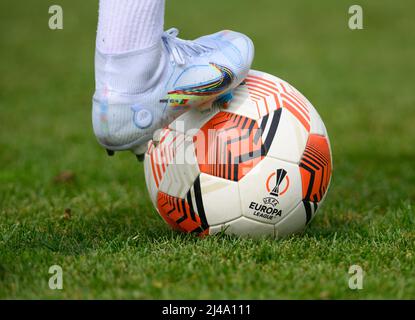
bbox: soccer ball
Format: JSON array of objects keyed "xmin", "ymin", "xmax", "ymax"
[{"xmin": 144, "ymin": 70, "xmax": 332, "ymax": 238}]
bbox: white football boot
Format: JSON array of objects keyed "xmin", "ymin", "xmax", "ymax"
[{"xmin": 92, "ymin": 28, "xmax": 254, "ymax": 158}]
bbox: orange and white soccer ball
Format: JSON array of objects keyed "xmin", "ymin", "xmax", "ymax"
[{"xmin": 144, "ymin": 70, "xmax": 332, "ymax": 238}]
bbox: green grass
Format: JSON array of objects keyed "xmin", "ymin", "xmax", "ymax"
[{"xmin": 1, "ymin": 0, "xmax": 414, "ymax": 299}]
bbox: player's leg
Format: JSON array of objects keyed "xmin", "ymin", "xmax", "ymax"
[
  {"xmin": 96, "ymin": 0, "xmax": 165, "ymax": 55},
  {"xmin": 92, "ymin": 0, "xmax": 255, "ymax": 157}
]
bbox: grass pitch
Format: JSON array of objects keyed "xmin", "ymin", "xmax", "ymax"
[{"xmin": 0, "ymin": 0, "xmax": 414, "ymax": 299}]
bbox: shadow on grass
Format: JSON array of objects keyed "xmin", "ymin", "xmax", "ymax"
[{"xmin": 0, "ymin": 204, "xmax": 369, "ymax": 255}]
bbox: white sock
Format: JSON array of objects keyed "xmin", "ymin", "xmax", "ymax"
[{"xmin": 96, "ymin": 0, "xmax": 165, "ymax": 54}]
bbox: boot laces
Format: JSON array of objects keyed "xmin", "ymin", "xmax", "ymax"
[{"xmin": 162, "ymin": 28, "xmax": 214, "ymax": 65}]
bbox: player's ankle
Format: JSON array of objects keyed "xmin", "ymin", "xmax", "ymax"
[{"xmin": 95, "ymin": 41, "xmax": 167, "ymax": 95}]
